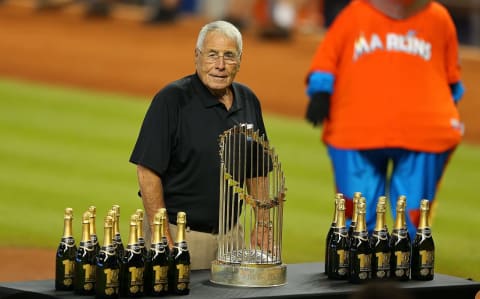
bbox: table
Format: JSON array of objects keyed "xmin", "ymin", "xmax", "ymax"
[{"xmin": 1, "ymin": 263, "xmax": 479, "ymax": 299}]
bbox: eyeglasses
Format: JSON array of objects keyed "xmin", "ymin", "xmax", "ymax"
[{"xmin": 198, "ymin": 49, "xmax": 240, "ymax": 65}]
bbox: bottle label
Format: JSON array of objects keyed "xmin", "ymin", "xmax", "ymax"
[
  {"xmin": 336, "ymin": 249, "xmax": 349, "ymax": 275},
  {"xmin": 374, "ymin": 251, "xmax": 390, "ymax": 278},
  {"xmin": 375, "ymin": 252, "xmax": 390, "ymax": 269},
  {"xmin": 153, "ymin": 264, "xmax": 168, "ymax": 292},
  {"xmin": 176, "ymin": 264, "xmax": 190, "ymax": 290},
  {"xmin": 128, "ymin": 266, "xmax": 144, "ymax": 294},
  {"xmin": 104, "ymin": 268, "xmax": 120, "ymax": 293},
  {"xmin": 177, "ymin": 264, "xmax": 190, "ymax": 281},
  {"xmin": 80, "ymin": 263, "xmax": 95, "ymax": 291},
  {"xmin": 83, "ymin": 264, "xmax": 96, "ymax": 283},
  {"xmin": 62, "ymin": 260, "xmax": 75, "ymax": 278},
  {"xmin": 394, "ymin": 251, "xmax": 410, "ymax": 277},
  {"xmin": 418, "ymin": 250, "xmax": 434, "ymax": 268},
  {"xmin": 358, "ymin": 253, "xmax": 371, "ymax": 270}
]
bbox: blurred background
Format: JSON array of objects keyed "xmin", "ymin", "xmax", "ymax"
[{"xmin": 0, "ymin": 0, "xmax": 479, "ymax": 283}]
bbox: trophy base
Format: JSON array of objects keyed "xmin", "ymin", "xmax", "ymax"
[{"xmin": 210, "ymin": 260, "xmax": 287, "ymax": 287}]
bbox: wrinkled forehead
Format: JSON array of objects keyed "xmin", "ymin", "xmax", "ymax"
[{"xmin": 202, "ymin": 31, "xmax": 240, "ymax": 53}]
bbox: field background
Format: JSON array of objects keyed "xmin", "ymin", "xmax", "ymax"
[{"xmin": 1, "ymin": 1, "xmax": 479, "ymax": 283}]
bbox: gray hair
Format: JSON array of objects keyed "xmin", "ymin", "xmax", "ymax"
[{"xmin": 196, "ymin": 20, "xmax": 243, "ymax": 54}]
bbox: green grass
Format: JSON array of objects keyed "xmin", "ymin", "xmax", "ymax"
[{"xmin": 0, "ymin": 78, "xmax": 479, "ymax": 281}]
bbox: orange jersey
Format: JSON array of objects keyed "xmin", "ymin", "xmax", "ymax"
[{"xmin": 308, "ymin": 0, "xmax": 462, "ymax": 152}]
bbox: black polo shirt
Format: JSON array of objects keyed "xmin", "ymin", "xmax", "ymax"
[{"xmin": 129, "ymin": 73, "xmax": 268, "ymax": 232}]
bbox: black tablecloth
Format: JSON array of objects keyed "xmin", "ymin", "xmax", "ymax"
[{"xmin": 1, "ymin": 263, "xmax": 479, "ymax": 299}]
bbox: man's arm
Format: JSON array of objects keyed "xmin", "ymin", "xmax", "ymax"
[{"xmin": 136, "ymin": 164, "xmax": 174, "ymax": 248}]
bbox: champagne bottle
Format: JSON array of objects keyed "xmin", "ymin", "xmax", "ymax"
[
  {"xmin": 120, "ymin": 213, "xmax": 145, "ymax": 297},
  {"xmin": 95, "ymin": 215, "xmax": 120, "ymax": 299},
  {"xmin": 389, "ymin": 196, "xmax": 411, "ymax": 281},
  {"xmin": 370, "ymin": 196, "xmax": 391, "ymax": 280},
  {"xmin": 159, "ymin": 208, "xmax": 170, "ymax": 252},
  {"xmin": 55, "ymin": 208, "xmax": 77, "ymax": 291},
  {"xmin": 89, "ymin": 206, "xmax": 101, "ymax": 255},
  {"xmin": 74, "ymin": 211, "xmax": 96, "ymax": 295},
  {"xmin": 327, "ymin": 197, "xmax": 349, "ymax": 280},
  {"xmin": 112, "ymin": 205, "xmax": 125, "ymax": 260},
  {"xmin": 411, "ymin": 199, "xmax": 435, "ymax": 281},
  {"xmin": 145, "ymin": 209, "xmax": 170, "ymax": 296},
  {"xmin": 169, "ymin": 211, "xmax": 190, "ymax": 295},
  {"xmin": 349, "ymin": 200, "xmax": 372, "ymax": 283},
  {"xmin": 349, "ymin": 196, "xmax": 365, "ymax": 248},
  {"xmin": 135, "ymin": 209, "xmax": 147, "ymax": 258},
  {"xmin": 348, "ymin": 192, "xmax": 362, "ymax": 239},
  {"xmin": 325, "ymin": 193, "xmax": 343, "ymax": 275}
]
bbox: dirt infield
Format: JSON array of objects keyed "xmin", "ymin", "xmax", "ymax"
[{"xmin": 0, "ymin": 2, "xmax": 479, "ymax": 282}]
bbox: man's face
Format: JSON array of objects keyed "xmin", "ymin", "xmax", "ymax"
[{"xmin": 195, "ymin": 31, "xmax": 241, "ymax": 93}]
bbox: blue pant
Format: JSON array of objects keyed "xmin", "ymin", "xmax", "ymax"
[{"xmin": 327, "ymin": 146, "xmax": 454, "ymax": 239}]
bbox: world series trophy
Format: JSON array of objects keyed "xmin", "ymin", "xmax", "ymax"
[{"xmin": 210, "ymin": 124, "xmax": 287, "ymax": 287}]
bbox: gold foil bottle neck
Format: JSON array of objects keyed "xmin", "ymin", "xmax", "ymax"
[
  {"xmin": 128, "ymin": 214, "xmax": 139, "ymax": 245},
  {"xmin": 112, "ymin": 205, "xmax": 120, "ymax": 217},
  {"xmin": 81, "ymin": 211, "xmax": 92, "ymax": 243},
  {"xmin": 336, "ymin": 198, "xmax": 346, "ymax": 228},
  {"xmin": 175, "ymin": 212, "xmax": 187, "ymax": 243},
  {"xmin": 135, "ymin": 209, "xmax": 144, "ymax": 239},
  {"xmin": 331, "ymin": 194, "xmax": 342, "ymax": 224},
  {"xmin": 337, "ymin": 198, "xmax": 345, "ymax": 211},
  {"xmin": 104, "ymin": 215, "xmax": 113, "ymax": 228},
  {"xmin": 351, "ymin": 193, "xmax": 361, "ymax": 223},
  {"xmin": 159, "ymin": 208, "xmax": 167, "ymax": 218},
  {"xmin": 355, "ymin": 201, "xmax": 367, "ymax": 232},
  {"xmin": 418, "ymin": 199, "xmax": 430, "ymax": 229},
  {"xmin": 394, "ymin": 196, "xmax": 406, "ymax": 230},
  {"xmin": 88, "ymin": 206, "xmax": 96, "ymax": 217},
  {"xmin": 88, "ymin": 206, "xmax": 97, "ymax": 235},
  {"xmin": 64, "ymin": 208, "xmax": 73, "ymax": 219},
  {"xmin": 357, "ymin": 201, "xmax": 366, "ymax": 214},
  {"xmin": 376, "ymin": 196, "xmax": 387, "ymax": 213},
  {"xmin": 374, "ymin": 196, "xmax": 387, "ymax": 231},
  {"xmin": 152, "ymin": 212, "xmax": 161, "ymax": 245},
  {"xmin": 396, "ymin": 195, "xmax": 406, "ymax": 212},
  {"xmin": 63, "ymin": 208, "xmax": 74, "ymax": 237},
  {"xmin": 82, "ymin": 211, "xmax": 91, "ymax": 223},
  {"xmin": 103, "ymin": 216, "xmax": 114, "ymax": 247},
  {"xmin": 136, "ymin": 209, "xmax": 144, "ymax": 219},
  {"xmin": 177, "ymin": 211, "xmax": 187, "ymax": 225},
  {"xmin": 130, "ymin": 214, "xmax": 139, "ymax": 225},
  {"xmin": 112, "ymin": 205, "xmax": 121, "ymax": 235},
  {"xmin": 420, "ymin": 199, "xmax": 429, "ymax": 211},
  {"xmin": 154, "ymin": 211, "xmax": 161, "ymax": 225}
]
